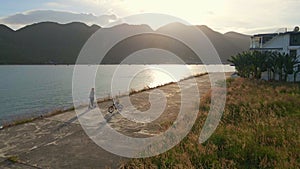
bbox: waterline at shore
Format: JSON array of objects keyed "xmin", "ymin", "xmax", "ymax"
[
  {"xmin": 0, "ymin": 65, "xmax": 235, "ymax": 124},
  {"xmin": 1, "ymin": 72, "xmax": 211, "ymax": 128},
  {"xmin": 0, "ymin": 73, "xmax": 229, "ymax": 168}
]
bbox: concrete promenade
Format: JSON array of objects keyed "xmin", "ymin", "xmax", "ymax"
[{"xmin": 0, "ymin": 73, "xmax": 228, "ymax": 168}]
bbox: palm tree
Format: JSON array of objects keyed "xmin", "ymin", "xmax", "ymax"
[
  {"xmin": 294, "ymin": 64, "xmax": 300, "ymax": 82},
  {"xmin": 251, "ymin": 51, "xmax": 268, "ymax": 79},
  {"xmin": 229, "ymin": 51, "xmax": 299, "ymax": 82},
  {"xmin": 264, "ymin": 51, "xmax": 274, "ymax": 80},
  {"xmin": 273, "ymin": 52, "xmax": 287, "ymax": 81},
  {"xmin": 228, "ymin": 52, "xmax": 250, "ymax": 78},
  {"xmin": 229, "ymin": 51, "xmax": 267, "ymax": 79},
  {"xmin": 283, "ymin": 53, "xmax": 299, "ymax": 81}
]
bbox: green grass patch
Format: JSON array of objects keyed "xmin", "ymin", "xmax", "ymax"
[{"xmin": 7, "ymin": 156, "xmax": 19, "ymax": 163}]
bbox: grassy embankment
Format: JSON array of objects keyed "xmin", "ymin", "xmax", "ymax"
[{"xmin": 123, "ymin": 78, "xmax": 300, "ymax": 168}]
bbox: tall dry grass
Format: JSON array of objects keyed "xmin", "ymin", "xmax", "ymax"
[{"xmin": 122, "ymin": 78, "xmax": 300, "ymax": 169}]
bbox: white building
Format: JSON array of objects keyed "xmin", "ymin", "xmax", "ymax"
[
  {"xmin": 250, "ymin": 27, "xmax": 300, "ymax": 81},
  {"xmin": 250, "ymin": 27, "xmax": 300, "ymax": 57}
]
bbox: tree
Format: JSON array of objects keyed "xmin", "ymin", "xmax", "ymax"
[
  {"xmin": 273, "ymin": 52, "xmax": 286, "ymax": 81},
  {"xmin": 228, "ymin": 51, "xmax": 255, "ymax": 78},
  {"xmin": 251, "ymin": 51, "xmax": 268, "ymax": 79},
  {"xmin": 283, "ymin": 54, "xmax": 300, "ymax": 81},
  {"xmin": 229, "ymin": 51, "xmax": 299, "ymax": 82},
  {"xmin": 265, "ymin": 51, "xmax": 277, "ymax": 80},
  {"xmin": 293, "ymin": 64, "xmax": 300, "ymax": 82},
  {"xmin": 228, "ymin": 51, "xmax": 267, "ymax": 79}
]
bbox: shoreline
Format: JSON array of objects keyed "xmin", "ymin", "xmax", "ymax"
[
  {"xmin": 0, "ymin": 64, "xmax": 230, "ymax": 66},
  {"xmin": 0, "ymin": 72, "xmax": 233, "ymax": 168},
  {"xmin": 0, "ymin": 72, "xmax": 209, "ymax": 129}
]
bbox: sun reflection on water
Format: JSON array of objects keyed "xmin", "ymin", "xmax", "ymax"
[{"xmin": 129, "ymin": 68, "xmax": 176, "ymax": 90}]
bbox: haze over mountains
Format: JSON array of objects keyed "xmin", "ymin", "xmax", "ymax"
[
  {"xmin": 0, "ymin": 10, "xmax": 117, "ymax": 30},
  {"xmin": 0, "ymin": 22, "xmax": 250, "ymax": 64}
]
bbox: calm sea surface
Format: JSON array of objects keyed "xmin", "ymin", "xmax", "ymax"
[{"xmin": 0, "ymin": 65, "xmax": 234, "ymax": 124}]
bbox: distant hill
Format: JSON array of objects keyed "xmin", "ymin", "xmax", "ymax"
[
  {"xmin": 0, "ymin": 24, "xmax": 14, "ymax": 35},
  {"xmin": 198, "ymin": 26, "xmax": 250, "ymax": 63},
  {"xmin": 0, "ymin": 22, "xmax": 100, "ymax": 64},
  {"xmin": 102, "ymin": 23, "xmax": 202, "ymax": 64},
  {"xmin": 224, "ymin": 31, "xmax": 251, "ymax": 52},
  {"xmin": 0, "ymin": 22, "xmax": 250, "ymax": 64}
]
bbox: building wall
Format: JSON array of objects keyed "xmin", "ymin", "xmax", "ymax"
[
  {"xmin": 263, "ymin": 34, "xmax": 300, "ymax": 59},
  {"xmin": 288, "ymin": 46, "xmax": 300, "ymax": 58},
  {"xmin": 254, "ymin": 34, "xmax": 300, "ymax": 81},
  {"xmin": 263, "ymin": 34, "xmax": 289, "ymax": 53}
]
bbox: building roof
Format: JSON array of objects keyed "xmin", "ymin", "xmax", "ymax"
[
  {"xmin": 250, "ymin": 47, "xmax": 283, "ymax": 50},
  {"xmin": 252, "ymin": 31, "xmax": 300, "ymax": 38},
  {"xmin": 252, "ymin": 33, "xmax": 278, "ymax": 37}
]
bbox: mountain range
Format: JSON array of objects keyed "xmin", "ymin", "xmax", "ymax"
[{"xmin": 0, "ymin": 22, "xmax": 250, "ymax": 64}]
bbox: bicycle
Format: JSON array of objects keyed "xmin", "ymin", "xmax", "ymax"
[{"xmin": 108, "ymin": 99, "xmax": 123, "ymax": 113}]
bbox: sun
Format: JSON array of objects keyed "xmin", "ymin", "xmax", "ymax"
[{"xmin": 122, "ymin": 0, "xmax": 225, "ymax": 24}]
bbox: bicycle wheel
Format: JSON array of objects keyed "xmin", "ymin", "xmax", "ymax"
[
  {"xmin": 117, "ymin": 104, "xmax": 123, "ymax": 112},
  {"xmin": 108, "ymin": 106, "xmax": 114, "ymax": 113}
]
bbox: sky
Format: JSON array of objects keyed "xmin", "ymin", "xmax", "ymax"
[{"xmin": 0, "ymin": 0, "xmax": 299, "ymax": 34}]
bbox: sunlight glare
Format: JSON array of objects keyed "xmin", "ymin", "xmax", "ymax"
[{"xmin": 122, "ymin": 0, "xmax": 225, "ymax": 23}]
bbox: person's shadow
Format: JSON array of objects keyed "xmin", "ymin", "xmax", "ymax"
[{"xmin": 55, "ymin": 107, "xmax": 119, "ymax": 131}]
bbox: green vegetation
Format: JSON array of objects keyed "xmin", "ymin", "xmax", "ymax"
[
  {"xmin": 228, "ymin": 51, "xmax": 300, "ymax": 82},
  {"xmin": 7, "ymin": 156, "xmax": 19, "ymax": 163},
  {"xmin": 122, "ymin": 78, "xmax": 300, "ymax": 169}
]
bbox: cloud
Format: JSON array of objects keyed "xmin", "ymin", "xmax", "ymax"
[
  {"xmin": 44, "ymin": 2, "xmax": 69, "ymax": 8},
  {"xmin": 0, "ymin": 0, "xmax": 299, "ymax": 34},
  {"xmin": 0, "ymin": 10, "xmax": 118, "ymax": 29}
]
